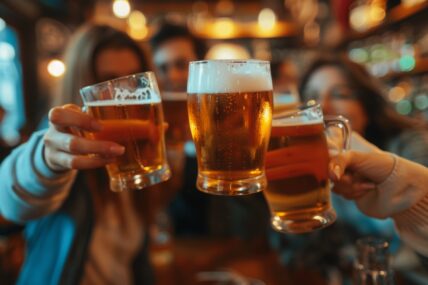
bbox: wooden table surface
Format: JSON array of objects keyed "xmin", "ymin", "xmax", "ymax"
[{"xmin": 150, "ymin": 237, "xmax": 328, "ymax": 285}]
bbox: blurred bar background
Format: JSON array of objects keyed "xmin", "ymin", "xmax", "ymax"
[
  {"xmin": 1, "ymin": 1, "xmax": 428, "ymax": 284},
  {"xmin": 0, "ymin": 0, "xmax": 426, "ymax": 145}
]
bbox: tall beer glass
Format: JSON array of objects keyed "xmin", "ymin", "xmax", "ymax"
[
  {"xmin": 187, "ymin": 60, "xmax": 273, "ymax": 195},
  {"xmin": 80, "ymin": 72, "xmax": 171, "ymax": 192},
  {"xmin": 265, "ymin": 104, "xmax": 350, "ymax": 233},
  {"xmin": 161, "ymin": 92, "xmax": 192, "ymax": 148}
]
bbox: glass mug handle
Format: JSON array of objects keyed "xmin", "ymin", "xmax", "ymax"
[{"xmin": 324, "ymin": 115, "xmax": 351, "ymax": 154}]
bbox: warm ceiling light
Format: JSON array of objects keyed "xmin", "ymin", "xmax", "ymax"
[
  {"xmin": 258, "ymin": 8, "xmax": 277, "ymax": 31},
  {"xmin": 369, "ymin": 5, "xmax": 386, "ymax": 23},
  {"xmin": 128, "ymin": 10, "xmax": 146, "ymax": 29},
  {"xmin": 113, "ymin": 0, "xmax": 131, "ymax": 19},
  {"xmin": 206, "ymin": 43, "xmax": 250, "ymax": 60},
  {"xmin": 350, "ymin": 4, "xmax": 385, "ymax": 32},
  {"xmin": 401, "ymin": 0, "xmax": 426, "ymax": 6},
  {"xmin": 47, "ymin": 59, "xmax": 66, "ymax": 77},
  {"xmin": 212, "ymin": 17, "xmax": 236, "ymax": 38},
  {"xmin": 128, "ymin": 26, "xmax": 148, "ymax": 41}
]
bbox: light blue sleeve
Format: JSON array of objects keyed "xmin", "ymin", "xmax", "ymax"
[{"xmin": 0, "ymin": 130, "xmax": 77, "ymax": 223}]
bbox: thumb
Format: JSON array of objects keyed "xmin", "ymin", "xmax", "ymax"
[
  {"xmin": 329, "ymin": 152, "xmax": 351, "ymax": 181},
  {"xmin": 330, "ymin": 150, "xmax": 395, "ymax": 184}
]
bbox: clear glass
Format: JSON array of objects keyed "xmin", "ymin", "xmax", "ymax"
[
  {"xmin": 80, "ymin": 72, "xmax": 171, "ymax": 192},
  {"xmin": 353, "ymin": 237, "xmax": 395, "ymax": 285},
  {"xmin": 187, "ymin": 60, "xmax": 273, "ymax": 195},
  {"xmin": 161, "ymin": 91, "xmax": 192, "ymax": 149},
  {"xmin": 264, "ymin": 104, "xmax": 350, "ymax": 233}
]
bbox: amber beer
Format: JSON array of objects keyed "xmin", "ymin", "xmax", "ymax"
[
  {"xmin": 161, "ymin": 92, "xmax": 191, "ymax": 147},
  {"xmin": 264, "ymin": 104, "xmax": 349, "ymax": 233},
  {"xmin": 265, "ymin": 120, "xmax": 333, "ymax": 233},
  {"xmin": 187, "ymin": 60, "xmax": 273, "ymax": 195},
  {"xmin": 80, "ymin": 72, "xmax": 171, "ymax": 192},
  {"xmin": 87, "ymin": 101, "xmax": 166, "ymax": 175}
]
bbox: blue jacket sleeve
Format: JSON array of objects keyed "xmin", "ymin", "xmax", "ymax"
[{"xmin": 0, "ymin": 130, "xmax": 77, "ymax": 223}]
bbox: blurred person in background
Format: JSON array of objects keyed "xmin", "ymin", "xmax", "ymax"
[
  {"xmin": 299, "ymin": 54, "xmax": 428, "ymax": 245},
  {"xmin": 150, "ymin": 21, "xmax": 206, "ymax": 93},
  {"xmin": 269, "ymin": 54, "xmax": 428, "ymax": 280},
  {"xmin": 0, "ymin": 24, "xmax": 156, "ymax": 285},
  {"xmin": 149, "ymin": 21, "xmax": 210, "ymax": 236},
  {"xmin": 299, "ymin": 54, "xmax": 428, "ymax": 165},
  {"xmin": 299, "ymin": 55, "xmax": 428, "ymax": 238},
  {"xmin": 271, "ymin": 59, "xmax": 300, "ymax": 103},
  {"xmin": 271, "ymin": 59, "xmax": 299, "ymax": 91},
  {"xmin": 271, "ymin": 59, "xmax": 300, "ymax": 113}
]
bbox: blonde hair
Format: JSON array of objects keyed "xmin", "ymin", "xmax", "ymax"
[{"xmin": 56, "ymin": 24, "xmax": 154, "ymax": 224}]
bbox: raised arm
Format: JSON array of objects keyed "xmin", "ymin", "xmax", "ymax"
[
  {"xmin": 0, "ymin": 104, "xmax": 125, "ymax": 223},
  {"xmin": 331, "ymin": 149, "xmax": 428, "ymax": 257}
]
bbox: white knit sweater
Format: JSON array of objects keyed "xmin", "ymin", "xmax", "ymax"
[{"xmin": 355, "ymin": 156, "xmax": 428, "ymax": 257}]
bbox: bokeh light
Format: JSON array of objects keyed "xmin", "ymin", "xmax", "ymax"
[
  {"xmin": 47, "ymin": 59, "xmax": 66, "ymax": 77},
  {"xmin": 0, "ymin": 42, "xmax": 15, "ymax": 61},
  {"xmin": 388, "ymin": 86, "xmax": 406, "ymax": 102},
  {"xmin": 415, "ymin": 94, "xmax": 428, "ymax": 110},
  {"xmin": 396, "ymin": 99, "xmax": 412, "ymax": 115},
  {"xmin": 206, "ymin": 43, "xmax": 250, "ymax": 60},
  {"xmin": 128, "ymin": 26, "xmax": 148, "ymax": 41},
  {"xmin": 399, "ymin": 55, "xmax": 416, "ymax": 71},
  {"xmin": 113, "ymin": 0, "xmax": 131, "ymax": 19},
  {"xmin": 212, "ymin": 17, "xmax": 236, "ymax": 38},
  {"xmin": 258, "ymin": 8, "xmax": 277, "ymax": 31},
  {"xmin": 128, "ymin": 10, "xmax": 146, "ymax": 30}
]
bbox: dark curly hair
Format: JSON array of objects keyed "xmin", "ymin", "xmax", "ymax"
[{"xmin": 150, "ymin": 21, "xmax": 206, "ymax": 60}]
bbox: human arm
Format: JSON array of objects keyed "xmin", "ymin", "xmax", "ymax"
[
  {"xmin": 0, "ymin": 105, "xmax": 125, "ymax": 223},
  {"xmin": 331, "ymin": 149, "xmax": 428, "ymax": 256}
]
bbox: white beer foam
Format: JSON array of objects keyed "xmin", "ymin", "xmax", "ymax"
[
  {"xmin": 113, "ymin": 87, "xmax": 160, "ymax": 102},
  {"xmin": 272, "ymin": 116, "xmax": 323, "ymax": 127},
  {"xmin": 187, "ymin": 60, "xmax": 273, "ymax": 94},
  {"xmin": 85, "ymin": 99, "xmax": 160, "ymax": 107}
]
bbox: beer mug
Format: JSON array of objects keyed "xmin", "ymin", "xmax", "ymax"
[
  {"xmin": 187, "ymin": 60, "xmax": 273, "ymax": 195},
  {"xmin": 161, "ymin": 92, "xmax": 192, "ymax": 148},
  {"xmin": 80, "ymin": 72, "xmax": 171, "ymax": 192},
  {"xmin": 264, "ymin": 104, "xmax": 350, "ymax": 233}
]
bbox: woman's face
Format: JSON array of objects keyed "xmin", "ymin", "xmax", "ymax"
[
  {"xmin": 303, "ymin": 66, "xmax": 368, "ymax": 134},
  {"xmin": 95, "ymin": 47, "xmax": 142, "ymax": 82}
]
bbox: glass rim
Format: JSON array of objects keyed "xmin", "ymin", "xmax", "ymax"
[
  {"xmin": 272, "ymin": 103, "xmax": 321, "ymax": 120},
  {"xmin": 189, "ymin": 59, "xmax": 270, "ymax": 65},
  {"xmin": 80, "ymin": 71, "xmax": 156, "ymax": 93}
]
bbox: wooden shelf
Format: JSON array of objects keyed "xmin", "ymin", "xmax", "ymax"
[
  {"xmin": 343, "ymin": 2, "xmax": 428, "ymax": 44},
  {"xmin": 380, "ymin": 57, "xmax": 428, "ymax": 80}
]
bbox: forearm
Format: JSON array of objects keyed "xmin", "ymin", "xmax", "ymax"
[
  {"xmin": 356, "ymin": 156, "xmax": 428, "ymax": 256},
  {"xmin": 0, "ymin": 130, "xmax": 77, "ymax": 223}
]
